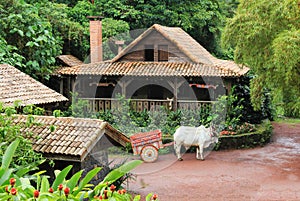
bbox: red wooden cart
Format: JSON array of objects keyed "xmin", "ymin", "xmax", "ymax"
[{"xmin": 130, "ymin": 129, "xmax": 174, "ymax": 163}]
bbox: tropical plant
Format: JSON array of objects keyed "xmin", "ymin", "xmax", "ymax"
[{"xmin": 0, "ymin": 139, "xmax": 149, "ymax": 201}]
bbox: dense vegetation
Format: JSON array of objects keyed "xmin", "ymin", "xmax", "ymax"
[{"xmin": 222, "ymin": 0, "xmax": 300, "ymax": 117}]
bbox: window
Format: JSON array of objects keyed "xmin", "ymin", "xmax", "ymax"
[
  {"xmin": 158, "ymin": 45, "xmax": 169, "ymax": 61},
  {"xmin": 144, "ymin": 45, "xmax": 154, "ymax": 61}
]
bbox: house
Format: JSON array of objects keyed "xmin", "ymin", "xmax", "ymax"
[
  {"xmin": 55, "ymin": 17, "xmax": 249, "ymax": 112},
  {"xmin": 0, "ymin": 64, "xmax": 68, "ymax": 112},
  {"xmin": 13, "ymin": 114, "xmax": 130, "ymax": 183}
]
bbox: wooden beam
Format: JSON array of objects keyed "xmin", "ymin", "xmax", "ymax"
[
  {"xmin": 60, "ymin": 78, "xmax": 64, "ymax": 95},
  {"xmin": 167, "ymin": 78, "xmax": 185, "ymax": 111},
  {"xmin": 118, "ymin": 79, "xmax": 132, "ymax": 97}
]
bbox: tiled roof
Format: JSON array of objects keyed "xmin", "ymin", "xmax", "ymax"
[
  {"xmin": 56, "ymin": 55, "xmax": 84, "ymax": 67},
  {"xmin": 57, "ymin": 61, "xmax": 248, "ymax": 77},
  {"xmin": 14, "ymin": 115, "xmax": 130, "ymax": 162},
  {"xmin": 111, "ymin": 24, "xmax": 248, "ymax": 71},
  {"xmin": 0, "ymin": 64, "xmax": 68, "ymax": 106}
]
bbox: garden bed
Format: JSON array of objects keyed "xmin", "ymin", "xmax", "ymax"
[{"xmin": 215, "ymin": 120, "xmax": 273, "ymax": 150}]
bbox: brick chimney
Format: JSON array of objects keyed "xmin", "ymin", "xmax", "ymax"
[{"xmin": 87, "ymin": 16, "xmax": 104, "ymax": 63}]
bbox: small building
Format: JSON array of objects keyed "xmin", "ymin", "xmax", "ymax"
[
  {"xmin": 14, "ymin": 115, "xmax": 130, "ymax": 183},
  {"xmin": 54, "ymin": 19, "xmax": 249, "ymax": 112},
  {"xmin": 0, "ymin": 64, "xmax": 68, "ymax": 112}
]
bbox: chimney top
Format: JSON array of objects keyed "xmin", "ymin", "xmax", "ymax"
[{"xmin": 87, "ymin": 16, "xmax": 104, "ymax": 21}]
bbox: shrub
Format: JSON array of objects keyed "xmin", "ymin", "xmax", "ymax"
[{"xmin": 215, "ymin": 120, "xmax": 273, "ymax": 150}]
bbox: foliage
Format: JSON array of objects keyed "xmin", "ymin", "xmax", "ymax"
[
  {"xmin": 0, "ymin": 0, "xmax": 130, "ymax": 79},
  {"xmin": 0, "ymin": 102, "xmax": 44, "ymax": 167},
  {"xmin": 215, "ymin": 120, "xmax": 273, "ymax": 150},
  {"xmin": 0, "ymin": 140, "xmax": 147, "ymax": 200},
  {"xmin": 62, "ymin": 92, "xmax": 97, "ymax": 118},
  {"xmin": 211, "ymin": 90, "xmax": 244, "ymax": 132},
  {"xmin": 222, "ymin": 0, "xmax": 300, "ymax": 117},
  {"xmin": 0, "ymin": 36, "xmax": 25, "ymax": 69},
  {"xmin": 232, "ymin": 74, "xmax": 275, "ymax": 124},
  {"xmin": 0, "ymin": 0, "xmax": 62, "ymax": 80}
]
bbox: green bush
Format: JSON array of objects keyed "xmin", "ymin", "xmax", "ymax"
[
  {"xmin": 215, "ymin": 120, "xmax": 273, "ymax": 150},
  {"xmin": 0, "ymin": 140, "xmax": 160, "ymax": 201}
]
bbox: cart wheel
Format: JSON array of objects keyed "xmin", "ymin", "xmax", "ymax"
[{"xmin": 140, "ymin": 145, "xmax": 158, "ymax": 163}]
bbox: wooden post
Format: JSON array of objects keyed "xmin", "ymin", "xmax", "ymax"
[
  {"xmin": 60, "ymin": 77, "xmax": 64, "ymax": 95},
  {"xmin": 118, "ymin": 79, "xmax": 132, "ymax": 98},
  {"xmin": 167, "ymin": 78, "xmax": 184, "ymax": 111}
]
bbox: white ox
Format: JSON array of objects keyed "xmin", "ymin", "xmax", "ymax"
[{"xmin": 174, "ymin": 125, "xmax": 218, "ymax": 161}]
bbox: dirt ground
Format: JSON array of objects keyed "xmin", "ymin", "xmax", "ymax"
[{"xmin": 126, "ymin": 122, "xmax": 300, "ymax": 201}]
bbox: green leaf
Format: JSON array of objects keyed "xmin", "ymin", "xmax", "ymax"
[
  {"xmin": 51, "ymin": 165, "xmax": 73, "ymax": 190},
  {"xmin": 73, "ymin": 167, "xmax": 101, "ymax": 196},
  {"xmin": 102, "ymin": 160, "xmax": 142, "ymax": 183},
  {"xmin": 67, "ymin": 170, "xmax": 83, "ymax": 192},
  {"xmin": 0, "ymin": 168, "xmax": 13, "ymax": 186},
  {"xmin": 1, "ymin": 139, "xmax": 20, "ymax": 170},
  {"xmin": 17, "ymin": 29, "xmax": 24, "ymax": 37},
  {"xmin": 133, "ymin": 195, "xmax": 141, "ymax": 201},
  {"xmin": 145, "ymin": 193, "xmax": 153, "ymax": 201},
  {"xmin": 40, "ymin": 176, "xmax": 50, "ymax": 193}
]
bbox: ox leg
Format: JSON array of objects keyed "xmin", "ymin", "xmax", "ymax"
[
  {"xmin": 196, "ymin": 147, "xmax": 200, "ymax": 160},
  {"xmin": 175, "ymin": 143, "xmax": 183, "ymax": 161},
  {"xmin": 198, "ymin": 145, "xmax": 205, "ymax": 161}
]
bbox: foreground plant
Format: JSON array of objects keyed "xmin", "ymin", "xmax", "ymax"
[{"xmin": 0, "ymin": 140, "xmax": 158, "ymax": 200}]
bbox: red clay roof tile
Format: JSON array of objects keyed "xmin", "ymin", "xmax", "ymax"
[{"xmin": 13, "ymin": 115, "xmax": 129, "ymax": 161}]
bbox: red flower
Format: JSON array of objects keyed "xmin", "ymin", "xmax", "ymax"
[
  {"xmin": 33, "ymin": 190, "xmax": 39, "ymax": 198},
  {"xmin": 152, "ymin": 194, "xmax": 158, "ymax": 200},
  {"xmin": 5, "ymin": 186, "xmax": 9, "ymax": 193},
  {"xmin": 99, "ymin": 195, "xmax": 103, "ymax": 200},
  {"xmin": 64, "ymin": 187, "xmax": 70, "ymax": 196},
  {"xmin": 10, "ymin": 188, "xmax": 17, "ymax": 195},
  {"xmin": 48, "ymin": 187, "xmax": 54, "ymax": 193},
  {"xmin": 110, "ymin": 184, "xmax": 116, "ymax": 192},
  {"xmin": 9, "ymin": 178, "xmax": 16, "ymax": 187},
  {"xmin": 118, "ymin": 189, "xmax": 126, "ymax": 194},
  {"xmin": 58, "ymin": 184, "xmax": 63, "ymax": 191}
]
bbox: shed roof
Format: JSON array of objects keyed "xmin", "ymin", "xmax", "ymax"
[
  {"xmin": 56, "ymin": 55, "xmax": 84, "ymax": 67},
  {"xmin": 14, "ymin": 115, "xmax": 130, "ymax": 162},
  {"xmin": 0, "ymin": 64, "xmax": 68, "ymax": 106},
  {"xmin": 57, "ymin": 61, "xmax": 248, "ymax": 77}
]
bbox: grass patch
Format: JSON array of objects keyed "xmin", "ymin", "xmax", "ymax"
[{"xmin": 274, "ymin": 117, "xmax": 300, "ymax": 124}]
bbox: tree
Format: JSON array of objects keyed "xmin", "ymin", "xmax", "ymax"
[{"xmin": 222, "ymin": 0, "xmax": 300, "ymax": 117}]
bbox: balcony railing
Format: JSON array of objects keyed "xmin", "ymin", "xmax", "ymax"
[{"xmin": 80, "ymin": 98, "xmax": 214, "ymax": 112}]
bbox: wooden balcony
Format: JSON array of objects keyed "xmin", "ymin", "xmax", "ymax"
[{"xmin": 80, "ymin": 98, "xmax": 214, "ymax": 112}]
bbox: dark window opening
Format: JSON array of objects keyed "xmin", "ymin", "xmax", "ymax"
[
  {"xmin": 158, "ymin": 45, "xmax": 168, "ymax": 61},
  {"xmin": 144, "ymin": 45, "xmax": 154, "ymax": 61}
]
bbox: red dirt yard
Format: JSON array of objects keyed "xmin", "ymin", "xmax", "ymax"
[{"xmin": 126, "ymin": 122, "xmax": 300, "ymax": 201}]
